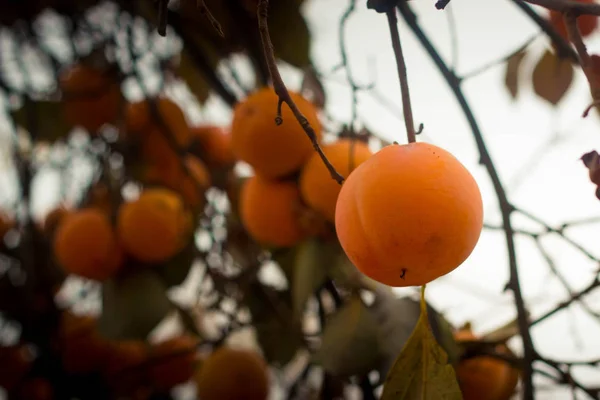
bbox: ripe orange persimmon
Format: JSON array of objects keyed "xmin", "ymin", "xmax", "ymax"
[
  {"xmin": 59, "ymin": 63, "xmax": 121, "ymax": 133},
  {"xmin": 300, "ymin": 138, "xmax": 373, "ymax": 223},
  {"xmin": 454, "ymin": 329, "xmax": 519, "ymax": 400},
  {"xmin": 549, "ymin": 0, "xmax": 598, "ymax": 41},
  {"xmin": 148, "ymin": 335, "xmax": 199, "ymax": 391},
  {"xmin": 41, "ymin": 206, "xmax": 71, "ymax": 237},
  {"xmin": 143, "ymin": 156, "xmax": 211, "ymax": 210},
  {"xmin": 190, "ymin": 125, "xmax": 236, "ymax": 168},
  {"xmin": 195, "ymin": 347, "xmax": 269, "ymax": 400},
  {"xmin": 117, "ymin": 188, "xmax": 192, "ymax": 263},
  {"xmin": 335, "ymin": 142, "xmax": 483, "ymax": 287},
  {"xmin": 53, "ymin": 208, "xmax": 123, "ymax": 281},
  {"xmin": 240, "ymin": 176, "xmax": 307, "ymax": 248},
  {"xmin": 59, "ymin": 315, "xmax": 111, "ymax": 374},
  {"xmin": 125, "ymin": 98, "xmax": 192, "ymax": 169},
  {"xmin": 231, "ymin": 87, "xmax": 322, "ymax": 179}
]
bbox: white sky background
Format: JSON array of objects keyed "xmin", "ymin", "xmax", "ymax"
[{"xmin": 2, "ymin": 0, "xmax": 600, "ymax": 399}]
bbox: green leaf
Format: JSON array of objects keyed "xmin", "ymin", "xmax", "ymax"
[
  {"xmin": 254, "ymin": 317, "xmax": 304, "ymax": 366},
  {"xmin": 243, "ymin": 281, "xmax": 303, "ymax": 366},
  {"xmin": 156, "ymin": 242, "xmax": 196, "ymax": 288},
  {"xmin": 532, "ymin": 49, "xmax": 574, "ymax": 106},
  {"xmin": 380, "ymin": 286, "xmax": 462, "ymax": 400},
  {"xmin": 504, "ymin": 49, "xmax": 526, "ymax": 99},
  {"xmin": 10, "ymin": 100, "xmax": 73, "ymax": 144},
  {"xmin": 98, "ymin": 270, "xmax": 172, "ymax": 341},
  {"xmin": 268, "ymin": 0, "xmax": 311, "ymax": 68},
  {"xmin": 291, "ymin": 239, "xmax": 335, "ymax": 318},
  {"xmin": 313, "ymin": 295, "xmax": 381, "ymax": 378}
]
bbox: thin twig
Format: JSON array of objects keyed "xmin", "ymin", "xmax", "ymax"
[
  {"xmin": 510, "ymin": 0, "xmax": 579, "ymax": 62},
  {"xmin": 386, "ymin": 9, "xmax": 416, "ymax": 143},
  {"xmin": 564, "ymin": 11, "xmax": 591, "ymax": 67},
  {"xmin": 256, "ymin": 0, "xmax": 344, "ymax": 184},
  {"xmin": 398, "ymin": 4, "xmax": 536, "ymax": 399},
  {"xmin": 197, "ymin": 0, "xmax": 224, "ymax": 37}
]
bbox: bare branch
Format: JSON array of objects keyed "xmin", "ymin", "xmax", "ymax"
[
  {"xmin": 386, "ymin": 9, "xmax": 416, "ymax": 143},
  {"xmin": 256, "ymin": 0, "xmax": 344, "ymax": 184}
]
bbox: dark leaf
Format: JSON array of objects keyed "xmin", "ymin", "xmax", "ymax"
[
  {"xmin": 175, "ymin": 50, "xmax": 212, "ymax": 105},
  {"xmin": 313, "ymin": 295, "xmax": 381, "ymax": 378},
  {"xmin": 98, "ymin": 270, "xmax": 172, "ymax": 341},
  {"xmin": 291, "ymin": 239, "xmax": 335, "ymax": 318},
  {"xmin": 10, "ymin": 101, "xmax": 73, "ymax": 144},
  {"xmin": 268, "ymin": 0, "xmax": 311, "ymax": 68},
  {"xmin": 156, "ymin": 241, "xmax": 197, "ymax": 288},
  {"xmin": 380, "ymin": 288, "xmax": 462, "ymax": 400},
  {"xmin": 581, "ymin": 150, "xmax": 600, "ymax": 186},
  {"xmin": 532, "ymin": 49, "xmax": 574, "ymax": 106},
  {"xmin": 504, "ymin": 50, "xmax": 526, "ymax": 99}
]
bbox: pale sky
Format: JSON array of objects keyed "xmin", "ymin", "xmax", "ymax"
[{"xmin": 3, "ymin": 0, "xmax": 600, "ymax": 399}]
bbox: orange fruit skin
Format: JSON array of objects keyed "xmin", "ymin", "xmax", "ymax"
[
  {"xmin": 240, "ymin": 176, "xmax": 307, "ymax": 248},
  {"xmin": 335, "ymin": 142, "xmax": 483, "ymax": 287},
  {"xmin": 549, "ymin": 1, "xmax": 598, "ymax": 41},
  {"xmin": 0, "ymin": 211, "xmax": 15, "ymax": 240},
  {"xmin": 41, "ymin": 206, "xmax": 71, "ymax": 237},
  {"xmin": 125, "ymin": 98, "xmax": 192, "ymax": 170},
  {"xmin": 231, "ymin": 87, "xmax": 322, "ymax": 179},
  {"xmin": 143, "ymin": 156, "xmax": 211, "ymax": 210},
  {"xmin": 148, "ymin": 335, "xmax": 198, "ymax": 392},
  {"xmin": 117, "ymin": 188, "xmax": 191, "ymax": 263},
  {"xmin": 190, "ymin": 125, "xmax": 236, "ymax": 168},
  {"xmin": 195, "ymin": 347, "xmax": 269, "ymax": 400},
  {"xmin": 53, "ymin": 208, "xmax": 123, "ymax": 281},
  {"xmin": 300, "ymin": 139, "xmax": 373, "ymax": 223},
  {"xmin": 59, "ymin": 63, "xmax": 121, "ymax": 133},
  {"xmin": 454, "ymin": 330, "xmax": 519, "ymax": 400}
]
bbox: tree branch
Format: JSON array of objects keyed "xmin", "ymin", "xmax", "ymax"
[
  {"xmin": 397, "ymin": 4, "xmax": 536, "ymax": 399},
  {"xmin": 256, "ymin": 0, "xmax": 344, "ymax": 184},
  {"xmin": 386, "ymin": 9, "xmax": 416, "ymax": 143},
  {"xmin": 523, "ymin": 0, "xmax": 600, "ymax": 14},
  {"xmin": 510, "ymin": 0, "xmax": 579, "ymax": 62}
]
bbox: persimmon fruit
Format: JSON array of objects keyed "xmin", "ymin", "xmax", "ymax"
[
  {"xmin": 300, "ymin": 138, "xmax": 373, "ymax": 223},
  {"xmin": 240, "ymin": 176, "xmax": 307, "ymax": 248},
  {"xmin": 335, "ymin": 142, "xmax": 483, "ymax": 287},
  {"xmin": 53, "ymin": 208, "xmax": 123, "ymax": 281},
  {"xmin": 190, "ymin": 125, "xmax": 236, "ymax": 168},
  {"xmin": 117, "ymin": 188, "xmax": 192, "ymax": 263},
  {"xmin": 59, "ymin": 63, "xmax": 121, "ymax": 133},
  {"xmin": 454, "ymin": 329, "xmax": 519, "ymax": 400},
  {"xmin": 148, "ymin": 335, "xmax": 199, "ymax": 391},
  {"xmin": 195, "ymin": 347, "xmax": 269, "ymax": 400},
  {"xmin": 231, "ymin": 87, "xmax": 322, "ymax": 179}
]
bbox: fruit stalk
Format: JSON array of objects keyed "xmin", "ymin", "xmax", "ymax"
[
  {"xmin": 256, "ymin": 0, "xmax": 345, "ymax": 184},
  {"xmin": 385, "ymin": 9, "xmax": 416, "ymax": 144}
]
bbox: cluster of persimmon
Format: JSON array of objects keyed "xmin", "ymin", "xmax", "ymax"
[
  {"xmin": 231, "ymin": 87, "xmax": 484, "ymax": 287},
  {"xmin": 0, "ymin": 311, "xmax": 269, "ymax": 400},
  {"xmin": 0, "ymin": 61, "xmax": 273, "ymax": 398}
]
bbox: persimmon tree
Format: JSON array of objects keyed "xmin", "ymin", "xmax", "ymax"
[{"xmin": 1, "ymin": 1, "xmax": 600, "ymax": 400}]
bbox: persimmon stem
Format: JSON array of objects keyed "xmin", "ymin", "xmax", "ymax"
[{"xmin": 386, "ymin": 9, "xmax": 416, "ymax": 144}]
